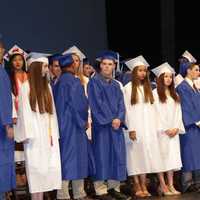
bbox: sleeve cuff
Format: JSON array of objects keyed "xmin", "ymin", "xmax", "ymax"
[{"xmin": 195, "ymin": 121, "xmax": 200, "ymax": 126}]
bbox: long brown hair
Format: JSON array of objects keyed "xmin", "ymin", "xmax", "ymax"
[
  {"xmin": 28, "ymin": 62, "xmax": 53, "ymax": 114},
  {"xmin": 157, "ymin": 73, "xmax": 180, "ymax": 103},
  {"xmin": 131, "ymin": 66, "xmax": 154, "ymax": 105}
]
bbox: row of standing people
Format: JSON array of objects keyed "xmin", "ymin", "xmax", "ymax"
[{"xmin": 1, "ymin": 40, "xmax": 200, "ymax": 200}]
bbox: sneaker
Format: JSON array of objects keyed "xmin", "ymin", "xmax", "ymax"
[{"xmin": 108, "ymin": 189, "xmax": 131, "ymax": 200}]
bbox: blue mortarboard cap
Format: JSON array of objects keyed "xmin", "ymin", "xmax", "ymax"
[
  {"xmin": 83, "ymin": 57, "xmax": 90, "ymax": 65},
  {"xmin": 59, "ymin": 53, "xmax": 74, "ymax": 68},
  {"xmin": 96, "ymin": 50, "xmax": 118, "ymax": 62},
  {"xmin": 48, "ymin": 53, "xmax": 62, "ymax": 65},
  {"xmin": 179, "ymin": 62, "xmax": 191, "ymax": 77}
]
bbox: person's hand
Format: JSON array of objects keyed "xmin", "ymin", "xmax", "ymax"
[
  {"xmin": 23, "ymin": 139, "xmax": 29, "ymax": 144},
  {"xmin": 13, "ymin": 118, "xmax": 17, "ymax": 124},
  {"xmin": 85, "ymin": 122, "xmax": 89, "ymax": 130},
  {"xmin": 129, "ymin": 131, "xmax": 137, "ymax": 141},
  {"xmin": 5, "ymin": 126, "xmax": 14, "ymax": 139},
  {"xmin": 165, "ymin": 128, "xmax": 179, "ymax": 138},
  {"xmin": 112, "ymin": 119, "xmax": 121, "ymax": 130}
]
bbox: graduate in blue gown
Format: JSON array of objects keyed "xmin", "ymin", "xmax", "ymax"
[
  {"xmin": 0, "ymin": 40, "xmax": 15, "ymax": 198},
  {"xmin": 48, "ymin": 53, "xmax": 62, "ymax": 97},
  {"xmin": 55, "ymin": 53, "xmax": 93, "ymax": 200},
  {"xmin": 176, "ymin": 57, "xmax": 200, "ymax": 193},
  {"xmin": 88, "ymin": 51, "xmax": 128, "ymax": 200}
]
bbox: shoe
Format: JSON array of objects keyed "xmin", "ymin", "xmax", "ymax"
[
  {"xmin": 133, "ymin": 183, "xmax": 146, "ymax": 198},
  {"xmin": 94, "ymin": 194, "xmax": 114, "ymax": 200},
  {"xmin": 141, "ymin": 184, "xmax": 151, "ymax": 197},
  {"xmin": 75, "ymin": 197, "xmax": 94, "ymax": 200},
  {"xmin": 168, "ymin": 185, "xmax": 181, "ymax": 195},
  {"xmin": 157, "ymin": 185, "xmax": 173, "ymax": 196},
  {"xmin": 56, "ymin": 199, "xmax": 71, "ymax": 200},
  {"xmin": 108, "ymin": 189, "xmax": 131, "ymax": 200},
  {"xmin": 184, "ymin": 184, "xmax": 198, "ymax": 193}
]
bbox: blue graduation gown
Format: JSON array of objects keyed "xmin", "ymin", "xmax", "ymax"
[
  {"xmin": 87, "ymin": 74, "xmax": 126, "ymax": 181},
  {"xmin": 0, "ymin": 66, "xmax": 15, "ymax": 192},
  {"xmin": 55, "ymin": 72, "xmax": 93, "ymax": 180},
  {"xmin": 176, "ymin": 80, "xmax": 200, "ymax": 172},
  {"xmin": 116, "ymin": 72, "xmax": 132, "ymax": 86},
  {"xmin": 50, "ymin": 77, "xmax": 60, "ymax": 98}
]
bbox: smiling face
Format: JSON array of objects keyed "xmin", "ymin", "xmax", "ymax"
[
  {"xmin": 50, "ymin": 60, "xmax": 61, "ymax": 78},
  {"xmin": 72, "ymin": 54, "xmax": 81, "ymax": 69}
]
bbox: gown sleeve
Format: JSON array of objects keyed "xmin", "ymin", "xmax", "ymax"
[
  {"xmin": 87, "ymin": 78, "xmax": 114, "ymax": 125},
  {"xmin": 176, "ymin": 84, "xmax": 200, "ymax": 127},
  {"xmin": 0, "ymin": 68, "xmax": 12, "ymax": 127},
  {"xmin": 14, "ymin": 82, "xmax": 35, "ymax": 142}
]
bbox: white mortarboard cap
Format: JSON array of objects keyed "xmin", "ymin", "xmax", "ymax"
[
  {"xmin": 152, "ymin": 62, "xmax": 175, "ymax": 77},
  {"xmin": 125, "ymin": 55, "xmax": 149, "ymax": 71},
  {"xmin": 62, "ymin": 45, "xmax": 86, "ymax": 61},
  {"xmin": 4, "ymin": 44, "xmax": 28, "ymax": 61},
  {"xmin": 26, "ymin": 52, "xmax": 50, "ymax": 67},
  {"xmin": 182, "ymin": 50, "xmax": 197, "ymax": 63},
  {"xmin": 174, "ymin": 74, "xmax": 184, "ymax": 88}
]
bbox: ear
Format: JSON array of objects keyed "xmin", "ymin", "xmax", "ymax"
[
  {"xmin": 187, "ymin": 67, "xmax": 191, "ymax": 75},
  {"xmin": 112, "ymin": 62, "xmax": 116, "ymax": 70}
]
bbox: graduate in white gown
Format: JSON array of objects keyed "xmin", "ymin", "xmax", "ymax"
[
  {"xmin": 123, "ymin": 55, "xmax": 164, "ymax": 198},
  {"xmin": 15, "ymin": 53, "xmax": 61, "ymax": 200},
  {"xmin": 152, "ymin": 62, "xmax": 185, "ymax": 196}
]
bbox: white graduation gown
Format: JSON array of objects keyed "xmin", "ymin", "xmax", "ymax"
[
  {"xmin": 123, "ymin": 82, "xmax": 164, "ymax": 175},
  {"xmin": 15, "ymin": 81, "xmax": 61, "ymax": 193},
  {"xmin": 153, "ymin": 89, "xmax": 185, "ymax": 171}
]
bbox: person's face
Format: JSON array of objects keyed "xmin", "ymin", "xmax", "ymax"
[
  {"xmin": 42, "ymin": 63, "xmax": 49, "ymax": 77},
  {"xmin": 136, "ymin": 65, "xmax": 147, "ymax": 81},
  {"xmin": 0, "ymin": 45, "xmax": 5, "ymax": 61},
  {"xmin": 50, "ymin": 60, "xmax": 61, "ymax": 78},
  {"xmin": 188, "ymin": 64, "xmax": 200, "ymax": 80},
  {"xmin": 163, "ymin": 72, "xmax": 173, "ymax": 87},
  {"xmin": 12, "ymin": 55, "xmax": 24, "ymax": 70},
  {"xmin": 100, "ymin": 59, "xmax": 115, "ymax": 77},
  {"xmin": 83, "ymin": 64, "xmax": 93, "ymax": 77},
  {"xmin": 72, "ymin": 54, "xmax": 80, "ymax": 69}
]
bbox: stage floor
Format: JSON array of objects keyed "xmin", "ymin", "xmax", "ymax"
[{"xmin": 140, "ymin": 192, "xmax": 200, "ymax": 200}]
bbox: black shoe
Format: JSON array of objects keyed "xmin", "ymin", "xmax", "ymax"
[
  {"xmin": 94, "ymin": 194, "xmax": 114, "ymax": 200},
  {"xmin": 108, "ymin": 189, "xmax": 131, "ymax": 200},
  {"xmin": 185, "ymin": 184, "xmax": 198, "ymax": 193},
  {"xmin": 75, "ymin": 196, "xmax": 94, "ymax": 200}
]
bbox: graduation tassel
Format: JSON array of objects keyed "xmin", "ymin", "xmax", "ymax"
[{"xmin": 48, "ymin": 115, "xmax": 53, "ymax": 146}]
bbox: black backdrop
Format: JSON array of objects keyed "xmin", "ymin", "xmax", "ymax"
[
  {"xmin": 0, "ymin": 0, "xmax": 108, "ymax": 61},
  {"xmin": 106, "ymin": 0, "xmax": 200, "ymax": 72},
  {"xmin": 1, "ymin": 0, "xmax": 200, "ymax": 70}
]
